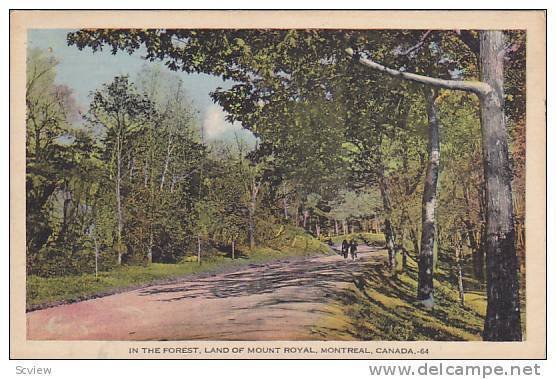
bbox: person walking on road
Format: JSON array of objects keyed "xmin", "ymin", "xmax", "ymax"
[
  {"xmin": 341, "ymin": 239, "xmax": 349, "ymax": 259},
  {"xmin": 349, "ymin": 239, "xmax": 358, "ymax": 260}
]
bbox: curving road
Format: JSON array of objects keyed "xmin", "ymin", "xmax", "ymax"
[{"xmin": 27, "ymin": 245, "xmax": 385, "ymax": 341}]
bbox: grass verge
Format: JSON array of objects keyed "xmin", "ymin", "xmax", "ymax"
[{"xmin": 314, "ymin": 257, "xmax": 491, "ymax": 341}]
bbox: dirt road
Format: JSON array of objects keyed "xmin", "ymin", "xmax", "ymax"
[{"xmin": 27, "ymin": 246, "xmax": 386, "ymax": 341}]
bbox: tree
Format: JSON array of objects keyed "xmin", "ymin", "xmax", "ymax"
[
  {"xmin": 417, "ymin": 88, "xmax": 441, "ymax": 307},
  {"xmin": 88, "ymin": 76, "xmax": 157, "ymax": 265}
]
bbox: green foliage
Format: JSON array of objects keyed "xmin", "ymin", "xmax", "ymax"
[
  {"xmin": 328, "ymin": 232, "xmax": 386, "ymax": 246},
  {"xmin": 26, "ymin": 48, "xmax": 99, "ymax": 274},
  {"xmin": 329, "ymin": 190, "xmax": 382, "ymax": 221}
]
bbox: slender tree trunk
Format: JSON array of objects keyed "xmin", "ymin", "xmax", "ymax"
[
  {"xmin": 116, "ymin": 136, "xmax": 123, "ymax": 265},
  {"xmin": 248, "ymin": 205, "xmax": 255, "ymax": 249},
  {"xmin": 455, "ymin": 239, "xmax": 465, "ymax": 306},
  {"xmin": 283, "ymin": 197, "xmax": 288, "ymax": 219},
  {"xmin": 384, "ymin": 219, "xmax": 396, "ymax": 270},
  {"xmin": 232, "ymin": 240, "xmax": 235, "ymax": 260},
  {"xmin": 34, "ymin": 124, "xmax": 41, "ymax": 162},
  {"xmin": 92, "ymin": 232, "xmax": 99, "ymax": 279},
  {"xmin": 129, "ymin": 158, "xmax": 135, "ymax": 180},
  {"xmin": 417, "ymin": 89, "xmax": 441, "ymax": 307},
  {"xmin": 160, "ymin": 132, "xmax": 173, "ymax": 191},
  {"xmin": 480, "ymin": 31, "xmax": 521, "ymax": 341},
  {"xmin": 147, "ymin": 229, "xmax": 153, "ymax": 264},
  {"xmin": 402, "ymin": 248, "xmax": 408, "ymax": 269},
  {"xmin": 378, "ymin": 175, "xmax": 396, "ymax": 273},
  {"xmin": 170, "ymin": 171, "xmax": 176, "ymax": 193},
  {"xmin": 397, "ymin": 228, "xmax": 407, "ymax": 273},
  {"xmin": 146, "ymin": 123, "xmax": 156, "ymax": 265},
  {"xmin": 409, "ymin": 227, "xmax": 420, "ymax": 255},
  {"xmin": 334, "ymin": 219, "xmax": 339, "ymax": 235},
  {"xmin": 248, "ymin": 179, "xmax": 260, "ymax": 250},
  {"xmin": 197, "ymin": 235, "xmax": 201, "ymax": 265},
  {"xmin": 57, "ymin": 182, "xmax": 72, "ymax": 244}
]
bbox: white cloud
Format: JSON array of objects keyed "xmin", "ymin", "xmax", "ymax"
[
  {"xmin": 202, "ymin": 104, "xmax": 243, "ymax": 141},
  {"xmin": 201, "ymin": 105, "xmax": 257, "ymax": 148}
]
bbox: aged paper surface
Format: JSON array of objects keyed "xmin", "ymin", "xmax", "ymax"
[{"xmin": 10, "ymin": 10, "xmax": 546, "ymax": 359}]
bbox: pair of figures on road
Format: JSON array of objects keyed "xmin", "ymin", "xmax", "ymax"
[{"xmin": 341, "ymin": 239, "xmax": 358, "ymax": 260}]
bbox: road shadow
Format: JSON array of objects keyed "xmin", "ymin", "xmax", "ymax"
[{"xmin": 138, "ymin": 246, "xmax": 384, "ymax": 307}]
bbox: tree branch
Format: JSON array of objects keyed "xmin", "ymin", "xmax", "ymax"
[
  {"xmin": 345, "ymin": 48, "xmax": 491, "ymax": 97},
  {"xmin": 401, "ymin": 30, "xmax": 432, "ymax": 56}
]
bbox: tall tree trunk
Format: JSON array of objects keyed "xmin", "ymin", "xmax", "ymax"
[
  {"xmin": 147, "ymin": 229, "xmax": 153, "ymax": 264},
  {"xmin": 197, "ymin": 235, "xmax": 201, "ymax": 265},
  {"xmin": 334, "ymin": 219, "xmax": 339, "ymax": 235},
  {"xmin": 410, "ymin": 227, "xmax": 420, "ymax": 256},
  {"xmin": 480, "ymin": 31, "xmax": 521, "ymax": 341},
  {"xmin": 129, "ymin": 157, "xmax": 135, "ymax": 180},
  {"xmin": 248, "ymin": 178, "xmax": 260, "ymax": 250},
  {"xmin": 92, "ymin": 229, "xmax": 99, "ymax": 279},
  {"xmin": 116, "ymin": 137, "xmax": 123, "ymax": 265},
  {"xmin": 57, "ymin": 181, "xmax": 72, "ymax": 244},
  {"xmin": 170, "ymin": 171, "xmax": 176, "ymax": 193},
  {"xmin": 378, "ymin": 174, "xmax": 396, "ymax": 273},
  {"xmin": 384, "ymin": 219, "xmax": 396, "ymax": 270},
  {"xmin": 455, "ymin": 237, "xmax": 465, "ymax": 306},
  {"xmin": 232, "ymin": 240, "xmax": 235, "ymax": 260},
  {"xmin": 160, "ymin": 131, "xmax": 173, "ymax": 191},
  {"xmin": 248, "ymin": 207, "xmax": 255, "ymax": 249},
  {"xmin": 417, "ymin": 89, "xmax": 441, "ymax": 307}
]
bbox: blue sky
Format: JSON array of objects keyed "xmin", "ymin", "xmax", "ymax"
[{"xmin": 28, "ymin": 29, "xmax": 255, "ymax": 145}]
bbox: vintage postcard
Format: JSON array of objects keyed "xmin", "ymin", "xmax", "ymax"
[{"xmin": 10, "ymin": 10, "xmax": 546, "ymax": 359}]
